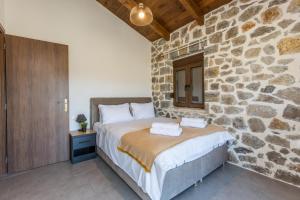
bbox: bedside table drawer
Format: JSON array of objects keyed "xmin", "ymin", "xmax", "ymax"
[
  {"xmin": 73, "ymin": 135, "xmax": 96, "ymax": 149},
  {"xmin": 70, "ymin": 130, "xmax": 97, "ymax": 164}
]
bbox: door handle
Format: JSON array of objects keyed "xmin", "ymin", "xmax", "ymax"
[{"xmin": 64, "ymin": 98, "xmax": 68, "ymax": 112}]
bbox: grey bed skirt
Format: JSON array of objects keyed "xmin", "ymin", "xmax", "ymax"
[{"xmin": 96, "ymin": 144, "xmax": 228, "ymax": 200}]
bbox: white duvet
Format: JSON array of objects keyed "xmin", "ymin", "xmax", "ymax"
[{"xmin": 94, "ymin": 117, "xmax": 234, "ymax": 200}]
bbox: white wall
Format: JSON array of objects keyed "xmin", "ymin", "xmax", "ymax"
[
  {"xmin": 0, "ymin": 0, "xmax": 4, "ymax": 27},
  {"xmin": 4, "ymin": 0, "xmax": 152, "ymax": 130}
]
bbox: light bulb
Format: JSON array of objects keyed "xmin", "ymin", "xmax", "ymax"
[
  {"xmin": 138, "ymin": 11, "xmax": 145, "ymax": 19},
  {"xmin": 130, "ymin": 3, "xmax": 153, "ymax": 26}
]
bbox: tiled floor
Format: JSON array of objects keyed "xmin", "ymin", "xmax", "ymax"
[{"xmin": 0, "ymin": 157, "xmax": 299, "ymax": 200}]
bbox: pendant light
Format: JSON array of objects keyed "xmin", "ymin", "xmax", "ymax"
[{"xmin": 130, "ymin": 3, "xmax": 153, "ymax": 26}]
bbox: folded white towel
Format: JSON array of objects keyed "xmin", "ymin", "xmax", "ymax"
[
  {"xmin": 181, "ymin": 117, "xmax": 206, "ymax": 124},
  {"xmin": 150, "ymin": 127, "xmax": 182, "ymax": 137},
  {"xmin": 180, "ymin": 121, "xmax": 207, "ymax": 128},
  {"xmin": 152, "ymin": 122, "xmax": 180, "ymax": 130}
]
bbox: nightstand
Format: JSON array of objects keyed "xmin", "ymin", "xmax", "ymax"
[{"xmin": 70, "ymin": 130, "xmax": 97, "ymax": 164}]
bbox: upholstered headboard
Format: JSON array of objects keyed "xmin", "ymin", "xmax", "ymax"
[{"xmin": 90, "ymin": 97, "xmax": 152, "ymax": 129}]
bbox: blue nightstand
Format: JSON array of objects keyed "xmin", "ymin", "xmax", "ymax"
[{"xmin": 70, "ymin": 130, "xmax": 96, "ymax": 164}]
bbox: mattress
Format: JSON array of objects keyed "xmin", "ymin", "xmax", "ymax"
[{"xmin": 94, "ymin": 117, "xmax": 234, "ymax": 200}]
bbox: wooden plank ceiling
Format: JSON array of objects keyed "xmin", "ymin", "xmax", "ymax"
[{"xmin": 96, "ymin": 0, "xmax": 232, "ymax": 41}]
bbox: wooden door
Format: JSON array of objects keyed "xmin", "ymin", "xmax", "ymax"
[
  {"xmin": 6, "ymin": 35, "xmax": 69, "ymax": 173},
  {"xmin": 0, "ymin": 25, "xmax": 6, "ymax": 175}
]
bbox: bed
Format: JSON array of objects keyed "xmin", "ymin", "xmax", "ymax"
[{"xmin": 90, "ymin": 97, "xmax": 233, "ymax": 200}]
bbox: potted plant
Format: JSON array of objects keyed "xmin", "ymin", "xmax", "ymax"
[{"xmin": 76, "ymin": 114, "xmax": 88, "ymax": 132}]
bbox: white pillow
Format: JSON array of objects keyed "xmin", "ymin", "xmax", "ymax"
[
  {"xmin": 131, "ymin": 102, "xmax": 155, "ymax": 120},
  {"xmin": 98, "ymin": 103, "xmax": 133, "ymax": 124}
]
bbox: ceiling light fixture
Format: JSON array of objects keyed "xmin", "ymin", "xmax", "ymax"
[{"xmin": 130, "ymin": 3, "xmax": 153, "ymax": 26}]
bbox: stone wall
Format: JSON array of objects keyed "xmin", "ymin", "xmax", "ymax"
[{"xmin": 151, "ymin": 0, "xmax": 300, "ymax": 186}]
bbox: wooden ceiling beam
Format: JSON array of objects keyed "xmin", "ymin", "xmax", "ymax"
[
  {"xmin": 118, "ymin": 0, "xmax": 135, "ymax": 9},
  {"xmin": 178, "ymin": 0, "xmax": 204, "ymax": 25},
  {"xmin": 118, "ymin": 0, "xmax": 170, "ymax": 40},
  {"xmin": 197, "ymin": 0, "xmax": 232, "ymax": 14}
]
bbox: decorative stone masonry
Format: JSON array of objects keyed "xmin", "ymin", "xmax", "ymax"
[{"xmin": 151, "ymin": 0, "xmax": 300, "ymax": 186}]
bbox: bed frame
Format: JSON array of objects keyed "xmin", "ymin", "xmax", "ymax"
[{"xmin": 90, "ymin": 97, "xmax": 228, "ymax": 200}]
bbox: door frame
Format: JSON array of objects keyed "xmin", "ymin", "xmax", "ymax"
[{"xmin": 0, "ymin": 22, "xmax": 7, "ymax": 176}]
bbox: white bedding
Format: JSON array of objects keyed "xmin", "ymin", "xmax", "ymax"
[{"xmin": 94, "ymin": 117, "xmax": 234, "ymax": 200}]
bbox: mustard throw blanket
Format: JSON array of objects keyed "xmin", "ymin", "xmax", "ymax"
[{"xmin": 118, "ymin": 124, "xmax": 225, "ymax": 172}]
